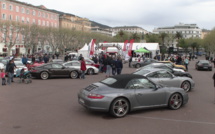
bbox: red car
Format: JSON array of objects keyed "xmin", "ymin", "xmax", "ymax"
[{"xmin": 26, "ymin": 62, "xmax": 44, "ymax": 70}]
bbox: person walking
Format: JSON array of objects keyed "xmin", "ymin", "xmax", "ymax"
[
  {"xmin": 22, "ymin": 55, "xmax": 28, "ymax": 66},
  {"xmin": 116, "ymin": 57, "xmax": 123, "ymax": 75},
  {"xmin": 184, "ymin": 56, "xmax": 189, "ymax": 71},
  {"xmin": 6, "ymin": 59, "xmax": 15, "ymax": 85},
  {"xmin": 0, "ymin": 69, "xmax": 6, "ymax": 86},
  {"xmin": 43, "ymin": 54, "xmax": 49, "ymax": 63},
  {"xmin": 80, "ymin": 57, "xmax": 86, "ymax": 79},
  {"xmin": 105, "ymin": 56, "xmax": 112, "ymax": 77},
  {"xmin": 111, "ymin": 56, "xmax": 117, "ymax": 76},
  {"xmin": 129, "ymin": 56, "xmax": 132, "ymax": 68}
]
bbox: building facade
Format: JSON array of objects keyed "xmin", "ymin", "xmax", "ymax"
[
  {"xmin": 153, "ymin": 23, "xmax": 202, "ymax": 39},
  {"xmin": 91, "ymin": 26, "xmax": 113, "ymax": 36},
  {"xmin": 107, "ymin": 26, "xmax": 149, "ymax": 36},
  {"xmin": 0, "ymin": 0, "xmax": 59, "ymax": 56},
  {"xmin": 59, "ymin": 13, "xmax": 91, "ymax": 32}
]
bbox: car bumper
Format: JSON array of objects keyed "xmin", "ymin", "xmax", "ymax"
[
  {"xmin": 30, "ymin": 72, "xmax": 40, "ymax": 78},
  {"xmin": 198, "ymin": 66, "xmax": 212, "ymax": 70},
  {"xmin": 183, "ymin": 93, "xmax": 189, "ymax": 105},
  {"xmin": 78, "ymin": 92, "xmax": 110, "ymax": 112}
]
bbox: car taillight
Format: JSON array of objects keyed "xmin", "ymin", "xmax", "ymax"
[{"xmin": 88, "ymin": 93, "xmax": 104, "ymax": 99}]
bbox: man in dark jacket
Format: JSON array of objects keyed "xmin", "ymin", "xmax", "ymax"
[
  {"xmin": 6, "ymin": 59, "xmax": 16, "ymax": 84},
  {"xmin": 116, "ymin": 57, "xmax": 123, "ymax": 75},
  {"xmin": 22, "ymin": 55, "xmax": 28, "ymax": 65},
  {"xmin": 43, "ymin": 54, "xmax": 49, "ymax": 63}
]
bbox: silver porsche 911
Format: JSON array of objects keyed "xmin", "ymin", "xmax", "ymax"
[
  {"xmin": 133, "ymin": 69, "xmax": 195, "ymax": 92},
  {"xmin": 78, "ymin": 74, "xmax": 189, "ymax": 118}
]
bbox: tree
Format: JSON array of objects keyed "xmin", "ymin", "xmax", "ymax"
[
  {"xmin": 145, "ymin": 33, "xmax": 160, "ymax": 43},
  {"xmin": 0, "ymin": 21, "xmax": 22, "ymax": 56},
  {"xmin": 159, "ymin": 32, "xmax": 168, "ymax": 59},
  {"xmin": 175, "ymin": 32, "xmax": 183, "ymax": 52}
]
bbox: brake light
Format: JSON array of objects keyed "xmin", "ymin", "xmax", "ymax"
[{"xmin": 88, "ymin": 93, "xmax": 104, "ymax": 99}]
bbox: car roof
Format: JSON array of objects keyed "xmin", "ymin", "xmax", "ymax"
[{"xmin": 103, "ymin": 74, "xmax": 147, "ymax": 88}]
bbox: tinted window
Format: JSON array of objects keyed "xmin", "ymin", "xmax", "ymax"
[
  {"xmin": 52, "ymin": 64, "xmax": 62, "ymax": 69},
  {"xmin": 64, "ymin": 63, "xmax": 72, "ymax": 66},
  {"xmin": 101, "ymin": 78, "xmax": 117, "ymax": 85},
  {"xmin": 72, "ymin": 62, "xmax": 80, "ymax": 66},
  {"xmin": 157, "ymin": 71, "xmax": 172, "ymax": 78},
  {"xmin": 44, "ymin": 64, "xmax": 52, "ymax": 69},
  {"xmin": 147, "ymin": 72, "xmax": 159, "ymax": 78}
]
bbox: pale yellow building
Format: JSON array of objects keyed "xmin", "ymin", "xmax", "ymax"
[{"xmin": 59, "ymin": 13, "xmax": 91, "ymax": 31}]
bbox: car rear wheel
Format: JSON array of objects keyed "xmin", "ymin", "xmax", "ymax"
[
  {"xmin": 168, "ymin": 93, "xmax": 183, "ymax": 110},
  {"xmin": 70, "ymin": 71, "xmax": 78, "ymax": 79},
  {"xmin": 40, "ymin": 72, "xmax": 49, "ymax": 80},
  {"xmin": 136, "ymin": 64, "xmax": 141, "ymax": 68},
  {"xmin": 181, "ymin": 81, "xmax": 191, "ymax": 92},
  {"xmin": 87, "ymin": 68, "xmax": 94, "ymax": 75},
  {"xmin": 110, "ymin": 98, "xmax": 129, "ymax": 118}
]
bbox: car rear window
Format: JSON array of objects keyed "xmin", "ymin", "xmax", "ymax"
[{"xmin": 100, "ymin": 78, "xmax": 117, "ymax": 85}]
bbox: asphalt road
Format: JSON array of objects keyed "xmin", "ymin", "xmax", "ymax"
[{"xmin": 1, "ymin": 57, "xmax": 215, "ymax": 134}]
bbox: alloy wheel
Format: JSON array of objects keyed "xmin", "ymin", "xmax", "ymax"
[
  {"xmin": 110, "ymin": 98, "xmax": 129, "ymax": 118},
  {"xmin": 70, "ymin": 71, "xmax": 78, "ymax": 79},
  {"xmin": 181, "ymin": 81, "xmax": 191, "ymax": 92},
  {"xmin": 40, "ymin": 72, "xmax": 49, "ymax": 80},
  {"xmin": 169, "ymin": 93, "xmax": 183, "ymax": 110}
]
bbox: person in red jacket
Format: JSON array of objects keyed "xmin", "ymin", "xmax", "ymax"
[{"xmin": 80, "ymin": 57, "xmax": 87, "ymax": 79}]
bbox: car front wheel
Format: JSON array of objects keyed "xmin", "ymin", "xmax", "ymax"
[
  {"xmin": 40, "ymin": 72, "xmax": 49, "ymax": 80},
  {"xmin": 70, "ymin": 71, "xmax": 78, "ymax": 79},
  {"xmin": 87, "ymin": 68, "xmax": 94, "ymax": 75},
  {"xmin": 168, "ymin": 93, "xmax": 183, "ymax": 110},
  {"xmin": 181, "ymin": 81, "xmax": 191, "ymax": 92},
  {"xmin": 110, "ymin": 98, "xmax": 129, "ymax": 118},
  {"xmin": 136, "ymin": 64, "xmax": 141, "ymax": 68}
]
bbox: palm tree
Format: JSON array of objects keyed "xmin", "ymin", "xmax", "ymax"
[{"xmin": 175, "ymin": 32, "xmax": 183, "ymax": 53}]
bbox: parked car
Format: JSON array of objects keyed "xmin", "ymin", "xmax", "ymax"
[
  {"xmin": 131, "ymin": 59, "xmax": 158, "ymax": 68},
  {"xmin": 158, "ymin": 61, "xmax": 186, "ymax": 71},
  {"xmin": 133, "ymin": 69, "xmax": 195, "ymax": 92},
  {"xmin": 14, "ymin": 61, "xmax": 28, "ymax": 76},
  {"xmin": 137, "ymin": 63, "xmax": 192, "ymax": 78},
  {"xmin": 73, "ymin": 58, "xmax": 99, "ymax": 68},
  {"xmin": 78, "ymin": 74, "xmax": 188, "ymax": 118},
  {"xmin": 30, "ymin": 63, "xmax": 80, "ymax": 80},
  {"xmin": 0, "ymin": 62, "xmax": 4, "ymax": 69},
  {"xmin": 195, "ymin": 60, "xmax": 212, "ymax": 71},
  {"xmin": 63, "ymin": 61, "xmax": 99, "ymax": 75}
]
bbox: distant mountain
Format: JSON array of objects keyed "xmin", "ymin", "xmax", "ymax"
[{"xmin": 90, "ymin": 21, "xmax": 112, "ymax": 29}]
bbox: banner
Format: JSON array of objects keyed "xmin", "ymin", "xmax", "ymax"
[
  {"xmin": 123, "ymin": 40, "xmax": 128, "ymax": 51},
  {"xmin": 89, "ymin": 39, "xmax": 96, "ymax": 56},
  {"xmin": 128, "ymin": 39, "xmax": 134, "ymax": 56}
]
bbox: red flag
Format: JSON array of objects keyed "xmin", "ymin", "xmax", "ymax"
[
  {"xmin": 128, "ymin": 39, "xmax": 134, "ymax": 56},
  {"xmin": 123, "ymin": 40, "xmax": 128, "ymax": 51},
  {"xmin": 89, "ymin": 39, "xmax": 96, "ymax": 56}
]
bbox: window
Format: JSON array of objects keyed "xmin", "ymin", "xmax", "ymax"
[
  {"xmin": 2, "ymin": 3, "xmax": 6, "ymax": 9},
  {"xmin": 38, "ymin": 20, "xmax": 41, "ymax": 25},
  {"xmin": 32, "ymin": 10, "xmax": 36, "ymax": 16},
  {"xmin": 16, "ymin": 16, "xmax": 20, "ymax": 21},
  {"xmin": 2, "ymin": 14, "xmax": 6, "ymax": 20},
  {"xmin": 52, "ymin": 64, "xmax": 62, "ymax": 69},
  {"xmin": 126, "ymin": 79, "xmax": 155, "ymax": 89},
  {"xmin": 21, "ymin": 7, "xmax": 25, "ymax": 13},
  {"xmin": 9, "ymin": 15, "xmax": 12, "ymax": 20},
  {"xmin": 9, "ymin": 5, "xmax": 13, "ymax": 11},
  {"xmin": 38, "ymin": 12, "xmax": 41, "ymax": 17},
  {"xmin": 26, "ymin": 18, "xmax": 29, "ymax": 23},
  {"xmin": 46, "ymin": 13, "xmax": 48, "ymax": 18},
  {"xmin": 26, "ymin": 9, "xmax": 30, "ymax": 14},
  {"xmin": 43, "ymin": 21, "xmax": 45, "ymax": 26},
  {"xmin": 157, "ymin": 71, "xmax": 172, "ymax": 78},
  {"xmin": 22, "ymin": 17, "xmax": 25, "ymax": 23},
  {"xmin": 42, "ymin": 13, "xmax": 45, "ymax": 18},
  {"xmin": 101, "ymin": 78, "xmax": 117, "ymax": 85},
  {"xmin": 71, "ymin": 62, "xmax": 80, "ymax": 66},
  {"xmin": 16, "ymin": 6, "xmax": 19, "ymax": 12},
  {"xmin": 147, "ymin": 72, "xmax": 159, "ymax": 78},
  {"xmin": 32, "ymin": 19, "xmax": 35, "ymax": 24}
]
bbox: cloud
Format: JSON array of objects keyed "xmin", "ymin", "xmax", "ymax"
[{"xmin": 19, "ymin": 0, "xmax": 215, "ymax": 31}]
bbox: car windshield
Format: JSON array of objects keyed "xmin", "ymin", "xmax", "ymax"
[
  {"xmin": 133, "ymin": 70, "xmax": 150, "ymax": 75},
  {"xmin": 100, "ymin": 78, "xmax": 117, "ymax": 85}
]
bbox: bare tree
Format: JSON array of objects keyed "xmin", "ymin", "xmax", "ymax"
[{"xmin": 0, "ymin": 21, "xmax": 22, "ymax": 56}]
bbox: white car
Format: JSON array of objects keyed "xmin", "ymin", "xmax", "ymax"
[
  {"xmin": 63, "ymin": 61, "xmax": 99, "ymax": 75},
  {"xmin": 14, "ymin": 61, "xmax": 28, "ymax": 76},
  {"xmin": 0, "ymin": 62, "xmax": 4, "ymax": 69}
]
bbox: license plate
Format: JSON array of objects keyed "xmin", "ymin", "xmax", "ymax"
[
  {"xmin": 79, "ymin": 98, "xmax": 85, "ymax": 104},
  {"xmin": 203, "ymin": 67, "xmax": 208, "ymax": 69}
]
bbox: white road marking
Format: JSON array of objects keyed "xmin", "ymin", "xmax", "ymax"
[{"xmin": 129, "ymin": 115, "xmax": 215, "ymax": 125}]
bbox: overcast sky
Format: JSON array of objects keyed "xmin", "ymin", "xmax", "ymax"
[{"xmin": 19, "ymin": 0, "xmax": 215, "ymax": 31}]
